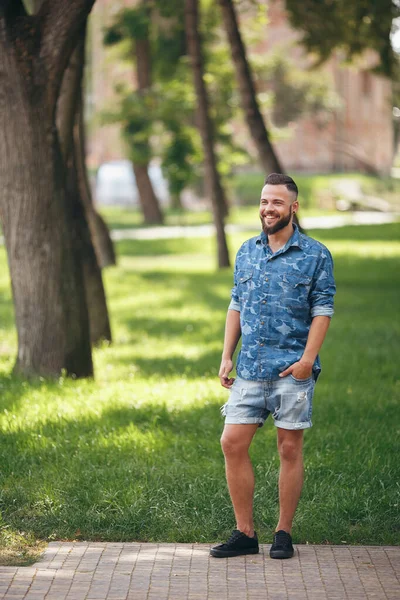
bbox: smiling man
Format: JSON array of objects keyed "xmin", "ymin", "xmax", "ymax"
[{"xmin": 210, "ymin": 173, "xmax": 336, "ymax": 559}]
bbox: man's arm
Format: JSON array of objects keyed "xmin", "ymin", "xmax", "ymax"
[
  {"xmin": 279, "ymin": 316, "xmax": 331, "ymax": 379},
  {"xmin": 219, "ymin": 309, "xmax": 241, "ymax": 388}
]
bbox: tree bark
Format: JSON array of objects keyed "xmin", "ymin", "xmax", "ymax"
[
  {"xmin": 132, "ymin": 162, "xmax": 164, "ymax": 223},
  {"xmin": 218, "ymin": 0, "xmax": 283, "ymax": 173},
  {"xmin": 56, "ymin": 23, "xmax": 112, "ymax": 344},
  {"xmin": 185, "ymin": 0, "xmax": 230, "ymax": 268},
  {"xmin": 132, "ymin": 33, "xmax": 164, "ymax": 224},
  {"xmin": 0, "ymin": 1, "xmax": 95, "ymax": 377},
  {"xmin": 218, "ymin": 0, "xmax": 303, "ymax": 230},
  {"xmin": 0, "ymin": 91, "xmax": 93, "ymax": 377},
  {"xmin": 74, "ymin": 90, "xmax": 116, "ymax": 268},
  {"xmin": 66, "ymin": 148, "xmax": 112, "ymax": 345}
]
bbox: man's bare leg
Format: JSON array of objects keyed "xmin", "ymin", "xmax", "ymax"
[
  {"xmin": 220, "ymin": 423, "xmax": 259, "ymax": 537},
  {"xmin": 275, "ymin": 428, "xmax": 304, "ymax": 533}
]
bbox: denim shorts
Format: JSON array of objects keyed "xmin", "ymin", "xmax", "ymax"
[{"xmin": 221, "ymin": 375, "xmax": 315, "ymax": 430}]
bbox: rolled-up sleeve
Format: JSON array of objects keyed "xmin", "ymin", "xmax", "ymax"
[
  {"xmin": 228, "ymin": 259, "xmax": 241, "ymax": 312},
  {"xmin": 309, "ymin": 249, "xmax": 336, "ymax": 318}
]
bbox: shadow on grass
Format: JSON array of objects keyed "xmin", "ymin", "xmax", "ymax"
[
  {"xmin": 0, "ymin": 398, "xmax": 236, "ymax": 542},
  {"xmin": 114, "ymin": 349, "xmax": 222, "ymax": 379}
]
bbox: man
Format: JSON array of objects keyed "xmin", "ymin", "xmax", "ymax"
[{"xmin": 210, "ymin": 173, "xmax": 336, "ymax": 559}]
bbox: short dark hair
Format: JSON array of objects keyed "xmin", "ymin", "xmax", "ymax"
[{"xmin": 264, "ymin": 173, "xmax": 298, "ymax": 198}]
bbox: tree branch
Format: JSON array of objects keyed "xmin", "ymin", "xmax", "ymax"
[{"xmin": 37, "ymin": 0, "xmax": 95, "ymax": 114}]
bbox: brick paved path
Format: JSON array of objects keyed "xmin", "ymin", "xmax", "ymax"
[{"xmin": 0, "ymin": 542, "xmax": 399, "ymax": 600}]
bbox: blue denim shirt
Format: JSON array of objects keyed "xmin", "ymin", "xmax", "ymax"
[{"xmin": 228, "ymin": 224, "xmax": 336, "ymax": 380}]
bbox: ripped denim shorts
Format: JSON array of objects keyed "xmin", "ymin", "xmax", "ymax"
[{"xmin": 221, "ymin": 375, "xmax": 315, "ymax": 430}]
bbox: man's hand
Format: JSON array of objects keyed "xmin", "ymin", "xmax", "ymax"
[
  {"xmin": 279, "ymin": 359, "xmax": 313, "ymax": 380},
  {"xmin": 219, "ymin": 359, "xmax": 235, "ymax": 388}
]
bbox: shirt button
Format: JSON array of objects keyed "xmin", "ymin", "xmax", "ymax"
[
  {"xmin": 260, "ymin": 321, "xmax": 265, "ymax": 325},
  {"xmin": 259, "ymin": 342, "xmax": 264, "ymax": 346},
  {"xmin": 265, "ymin": 278, "xmax": 268, "ymax": 282},
  {"xmin": 262, "ymin": 301, "xmax": 266, "ymax": 304}
]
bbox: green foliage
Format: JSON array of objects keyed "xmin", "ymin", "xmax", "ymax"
[
  {"xmin": 285, "ymin": 0, "xmax": 400, "ymax": 78},
  {"xmin": 260, "ymin": 52, "xmax": 341, "ymax": 128},
  {"xmin": 101, "ymin": 88, "xmax": 155, "ymax": 165},
  {"xmin": 104, "ymin": 7, "xmax": 151, "ymax": 46},
  {"xmin": 153, "ymin": 71, "xmax": 203, "ymax": 194},
  {"xmin": 152, "ymin": 2, "xmax": 186, "ymax": 81},
  {"xmin": 101, "ymin": 0, "xmax": 248, "ymax": 199},
  {"xmin": 161, "ymin": 126, "xmax": 201, "ymax": 198},
  {"xmin": 0, "ymin": 223, "xmax": 399, "ymax": 555}
]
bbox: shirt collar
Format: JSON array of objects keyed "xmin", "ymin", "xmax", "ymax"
[{"xmin": 256, "ymin": 223, "xmax": 302, "ymax": 250}]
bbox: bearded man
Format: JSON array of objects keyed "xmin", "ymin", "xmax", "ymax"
[{"xmin": 210, "ymin": 173, "xmax": 336, "ymax": 559}]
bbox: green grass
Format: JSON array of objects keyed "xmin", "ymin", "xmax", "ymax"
[
  {"xmin": 0, "ymin": 222, "xmax": 399, "ymax": 566},
  {"xmin": 99, "ymin": 204, "xmax": 336, "ymax": 232}
]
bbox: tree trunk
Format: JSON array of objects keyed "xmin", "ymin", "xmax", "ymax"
[
  {"xmin": 218, "ymin": 0, "xmax": 283, "ymax": 173},
  {"xmin": 133, "ymin": 34, "xmax": 164, "ymax": 224},
  {"xmin": 66, "ymin": 149, "xmax": 112, "ymax": 345},
  {"xmin": 218, "ymin": 0, "xmax": 303, "ymax": 231},
  {"xmin": 0, "ymin": 92, "xmax": 93, "ymax": 377},
  {"xmin": 185, "ymin": 0, "xmax": 230, "ymax": 268},
  {"xmin": 74, "ymin": 70, "xmax": 116, "ymax": 268},
  {"xmin": 132, "ymin": 162, "xmax": 164, "ymax": 223},
  {"xmin": 57, "ymin": 24, "xmax": 112, "ymax": 344},
  {"xmin": 0, "ymin": 0, "xmax": 96, "ymax": 378},
  {"xmin": 170, "ymin": 193, "xmax": 183, "ymax": 211}
]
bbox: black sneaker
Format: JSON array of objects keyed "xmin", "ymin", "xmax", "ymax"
[
  {"xmin": 270, "ymin": 530, "xmax": 294, "ymax": 559},
  {"xmin": 210, "ymin": 529, "xmax": 259, "ymax": 558}
]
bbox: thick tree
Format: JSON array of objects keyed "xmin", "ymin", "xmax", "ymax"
[
  {"xmin": 185, "ymin": 0, "xmax": 230, "ymax": 268},
  {"xmin": 0, "ymin": 0, "xmax": 96, "ymax": 377}
]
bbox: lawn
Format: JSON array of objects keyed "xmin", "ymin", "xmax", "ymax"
[{"xmin": 0, "ymin": 221, "xmax": 399, "ymax": 566}]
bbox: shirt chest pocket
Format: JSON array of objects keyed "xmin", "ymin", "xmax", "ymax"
[
  {"xmin": 279, "ymin": 271, "xmax": 312, "ymax": 302},
  {"xmin": 236, "ymin": 270, "xmax": 254, "ymax": 298}
]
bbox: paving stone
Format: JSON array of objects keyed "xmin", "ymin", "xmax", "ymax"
[{"xmin": 1, "ymin": 543, "xmax": 399, "ymax": 599}]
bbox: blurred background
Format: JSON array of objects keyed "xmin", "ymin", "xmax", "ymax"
[{"xmin": 88, "ymin": 0, "xmax": 400, "ymax": 214}]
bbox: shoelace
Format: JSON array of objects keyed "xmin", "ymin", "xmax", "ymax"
[
  {"xmin": 274, "ymin": 530, "xmax": 291, "ymax": 546},
  {"xmin": 226, "ymin": 530, "xmax": 245, "ymax": 545}
]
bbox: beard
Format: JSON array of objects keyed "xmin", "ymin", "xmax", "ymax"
[{"xmin": 260, "ymin": 205, "xmax": 293, "ymax": 236}]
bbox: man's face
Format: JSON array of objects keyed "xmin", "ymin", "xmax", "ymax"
[{"xmin": 259, "ymin": 184, "xmax": 298, "ymax": 236}]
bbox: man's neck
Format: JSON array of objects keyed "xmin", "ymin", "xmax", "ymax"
[{"xmin": 267, "ymin": 223, "xmax": 294, "ymax": 253}]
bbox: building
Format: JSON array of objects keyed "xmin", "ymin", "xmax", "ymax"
[{"xmin": 261, "ymin": 0, "xmax": 394, "ymax": 174}]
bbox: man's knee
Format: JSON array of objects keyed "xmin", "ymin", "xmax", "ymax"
[
  {"xmin": 221, "ymin": 433, "xmax": 247, "ymax": 457},
  {"xmin": 277, "ymin": 433, "xmax": 303, "ymax": 462},
  {"xmin": 221, "ymin": 424, "xmax": 258, "ymax": 457}
]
